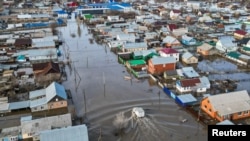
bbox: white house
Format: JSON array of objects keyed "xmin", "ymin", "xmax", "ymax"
[
  {"xmin": 216, "ymin": 36, "xmax": 238, "ymax": 53},
  {"xmin": 107, "ymin": 15, "xmax": 120, "ymax": 22},
  {"xmin": 170, "ymin": 9, "xmax": 181, "ymax": 20},
  {"xmin": 117, "ymin": 34, "xmax": 136, "ymax": 43},
  {"xmin": 29, "ymin": 82, "xmax": 68, "ymax": 112},
  {"xmin": 144, "ymin": 32, "xmax": 158, "ymax": 40},
  {"xmin": 107, "ymin": 40, "xmax": 126, "ymax": 49},
  {"xmin": 12, "ymin": 48, "xmax": 58, "ymax": 63},
  {"xmin": 159, "ymin": 48, "xmax": 179, "ymax": 61},
  {"xmin": 123, "ymin": 42, "xmax": 147, "ymax": 52},
  {"xmin": 176, "ymin": 76, "xmax": 210, "ymax": 93}
]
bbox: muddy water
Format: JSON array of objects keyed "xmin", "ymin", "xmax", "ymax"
[
  {"xmin": 197, "ymin": 58, "xmax": 250, "ymax": 92},
  {"xmin": 60, "ymin": 18, "xmax": 207, "ymax": 141}
]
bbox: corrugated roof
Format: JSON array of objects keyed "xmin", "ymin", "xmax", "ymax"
[
  {"xmin": 182, "ymin": 51, "xmax": 193, "ymax": 59},
  {"xmin": 151, "ymin": 56, "xmax": 176, "ymax": 65},
  {"xmin": 177, "ymin": 94, "xmax": 197, "ymax": 104},
  {"xmin": 208, "ymin": 90, "xmax": 250, "ymax": 116},
  {"xmin": 243, "ymin": 46, "xmax": 250, "ymax": 51},
  {"xmin": 9, "ymin": 101, "xmax": 30, "ymax": 110},
  {"xmin": 182, "ymin": 67, "xmax": 199, "ymax": 78},
  {"xmin": 197, "ymin": 43, "xmax": 213, "ymax": 50},
  {"xmin": 124, "ymin": 42, "xmax": 147, "ymax": 49},
  {"xmin": 40, "ymin": 124, "xmax": 89, "ymax": 141},
  {"xmin": 227, "ymin": 51, "xmax": 240, "ymax": 59},
  {"xmin": 45, "ymin": 82, "xmax": 67, "ymax": 102},
  {"xmin": 128, "ymin": 60, "xmax": 146, "ymax": 66},
  {"xmin": 29, "ymin": 89, "xmax": 46, "ymax": 99},
  {"xmin": 29, "ymin": 97, "xmax": 47, "ymax": 108},
  {"xmin": 180, "ymin": 78, "xmax": 200, "ymax": 87},
  {"xmin": 160, "ymin": 48, "xmax": 178, "ymax": 54}
]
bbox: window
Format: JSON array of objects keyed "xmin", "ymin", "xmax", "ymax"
[
  {"xmin": 204, "ymin": 105, "xmax": 207, "ymax": 109},
  {"xmin": 61, "ymin": 102, "xmax": 64, "ymax": 105},
  {"xmin": 244, "ymin": 111, "xmax": 249, "ymax": 115},
  {"xmin": 209, "ymin": 109, "xmax": 212, "ymax": 112},
  {"xmin": 238, "ymin": 112, "xmax": 242, "ymax": 116}
]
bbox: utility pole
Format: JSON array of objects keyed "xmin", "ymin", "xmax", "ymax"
[
  {"xmin": 83, "ymin": 89, "xmax": 87, "ymax": 117},
  {"xmin": 103, "ymin": 72, "xmax": 106, "ymax": 97}
]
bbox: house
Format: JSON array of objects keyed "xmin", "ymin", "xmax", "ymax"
[
  {"xmin": 107, "ymin": 15, "xmax": 120, "ymax": 22},
  {"xmin": 175, "ymin": 94, "xmax": 197, "ymax": 107},
  {"xmin": 0, "ymin": 97, "xmax": 10, "ymax": 114},
  {"xmin": 162, "ymin": 36, "xmax": 181, "ymax": 48},
  {"xmin": 21, "ymin": 113, "xmax": 72, "ymax": 140},
  {"xmin": 123, "ymin": 42, "xmax": 147, "ymax": 52},
  {"xmin": 32, "ymin": 62, "xmax": 61, "ymax": 84},
  {"xmin": 12, "ymin": 48, "xmax": 58, "ymax": 63},
  {"xmin": 238, "ymin": 37, "xmax": 250, "ymax": 47},
  {"xmin": 144, "ymin": 32, "xmax": 158, "ymax": 40},
  {"xmin": 39, "ymin": 124, "xmax": 89, "ymax": 141},
  {"xmin": 181, "ymin": 67, "xmax": 200, "ymax": 78},
  {"xmin": 176, "ymin": 76, "xmax": 209, "ymax": 93},
  {"xmin": 216, "ymin": 36, "xmax": 238, "ymax": 53},
  {"xmin": 148, "ymin": 56, "xmax": 176, "ymax": 75},
  {"xmin": 29, "ymin": 81, "xmax": 68, "ymax": 112},
  {"xmin": 107, "ymin": 40, "xmax": 126, "ymax": 49},
  {"xmin": 172, "ymin": 28, "xmax": 188, "ymax": 38},
  {"xmin": 117, "ymin": 33, "xmax": 136, "ymax": 43},
  {"xmin": 181, "ymin": 51, "xmax": 198, "ymax": 64},
  {"xmin": 0, "ymin": 126, "xmax": 21, "ymax": 141},
  {"xmin": 225, "ymin": 51, "xmax": 249, "ymax": 66},
  {"xmin": 197, "ymin": 43, "xmax": 217, "ymax": 56},
  {"xmin": 181, "ymin": 34, "xmax": 196, "ymax": 46},
  {"xmin": 132, "ymin": 49, "xmax": 158, "ymax": 61},
  {"xmin": 200, "ymin": 90, "xmax": 250, "ymax": 122},
  {"xmin": 170, "ymin": 9, "xmax": 181, "ymax": 20},
  {"xmin": 234, "ymin": 30, "xmax": 248, "ymax": 40},
  {"xmin": 126, "ymin": 59, "xmax": 147, "ymax": 72},
  {"xmin": 167, "ymin": 24, "xmax": 177, "ymax": 32},
  {"xmin": 163, "ymin": 70, "xmax": 179, "ymax": 80},
  {"xmin": 159, "ymin": 48, "xmax": 179, "ymax": 61},
  {"xmin": 14, "ymin": 38, "xmax": 32, "ymax": 49}
]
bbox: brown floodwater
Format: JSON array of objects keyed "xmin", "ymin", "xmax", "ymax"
[{"xmin": 60, "ymin": 17, "xmax": 207, "ymax": 141}]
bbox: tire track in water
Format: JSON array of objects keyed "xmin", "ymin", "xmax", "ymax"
[{"xmin": 87, "ymin": 98, "xmax": 175, "ymax": 119}]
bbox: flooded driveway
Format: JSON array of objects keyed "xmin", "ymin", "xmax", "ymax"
[{"xmin": 59, "ymin": 18, "xmax": 207, "ymax": 141}]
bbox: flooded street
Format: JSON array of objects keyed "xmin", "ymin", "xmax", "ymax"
[{"xmin": 60, "ymin": 17, "xmax": 207, "ymax": 141}]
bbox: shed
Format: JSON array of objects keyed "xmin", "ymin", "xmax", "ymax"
[
  {"xmin": 175, "ymin": 94, "xmax": 197, "ymax": 107},
  {"xmin": 9, "ymin": 101, "xmax": 30, "ymax": 111}
]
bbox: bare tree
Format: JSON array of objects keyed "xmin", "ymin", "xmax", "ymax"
[{"xmin": 113, "ymin": 112, "xmax": 130, "ymax": 137}]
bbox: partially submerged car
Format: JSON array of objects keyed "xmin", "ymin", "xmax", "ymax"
[{"xmin": 132, "ymin": 107, "xmax": 145, "ymax": 118}]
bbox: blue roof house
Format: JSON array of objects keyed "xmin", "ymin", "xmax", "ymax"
[
  {"xmin": 29, "ymin": 82, "xmax": 68, "ymax": 112},
  {"xmin": 181, "ymin": 34, "xmax": 197, "ymax": 46}
]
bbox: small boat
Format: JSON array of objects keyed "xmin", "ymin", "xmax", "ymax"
[{"xmin": 132, "ymin": 107, "xmax": 145, "ymax": 118}]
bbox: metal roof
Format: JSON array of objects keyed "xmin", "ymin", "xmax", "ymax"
[
  {"xmin": 177, "ymin": 94, "xmax": 197, "ymax": 104},
  {"xmin": 128, "ymin": 60, "xmax": 146, "ymax": 66},
  {"xmin": 40, "ymin": 124, "xmax": 89, "ymax": 141},
  {"xmin": 9, "ymin": 101, "xmax": 30, "ymax": 110},
  {"xmin": 182, "ymin": 67, "xmax": 199, "ymax": 78},
  {"xmin": 182, "ymin": 51, "xmax": 194, "ymax": 59},
  {"xmin": 124, "ymin": 42, "xmax": 147, "ymax": 49},
  {"xmin": 29, "ymin": 97, "xmax": 47, "ymax": 108},
  {"xmin": 151, "ymin": 56, "xmax": 176, "ymax": 65},
  {"xmin": 29, "ymin": 89, "xmax": 46, "ymax": 99},
  {"xmin": 208, "ymin": 90, "xmax": 250, "ymax": 116},
  {"xmin": 21, "ymin": 113, "xmax": 72, "ymax": 136},
  {"xmin": 45, "ymin": 82, "xmax": 67, "ymax": 102}
]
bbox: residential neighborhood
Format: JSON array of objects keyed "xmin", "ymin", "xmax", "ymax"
[{"xmin": 1, "ymin": 0, "xmax": 250, "ymax": 141}]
